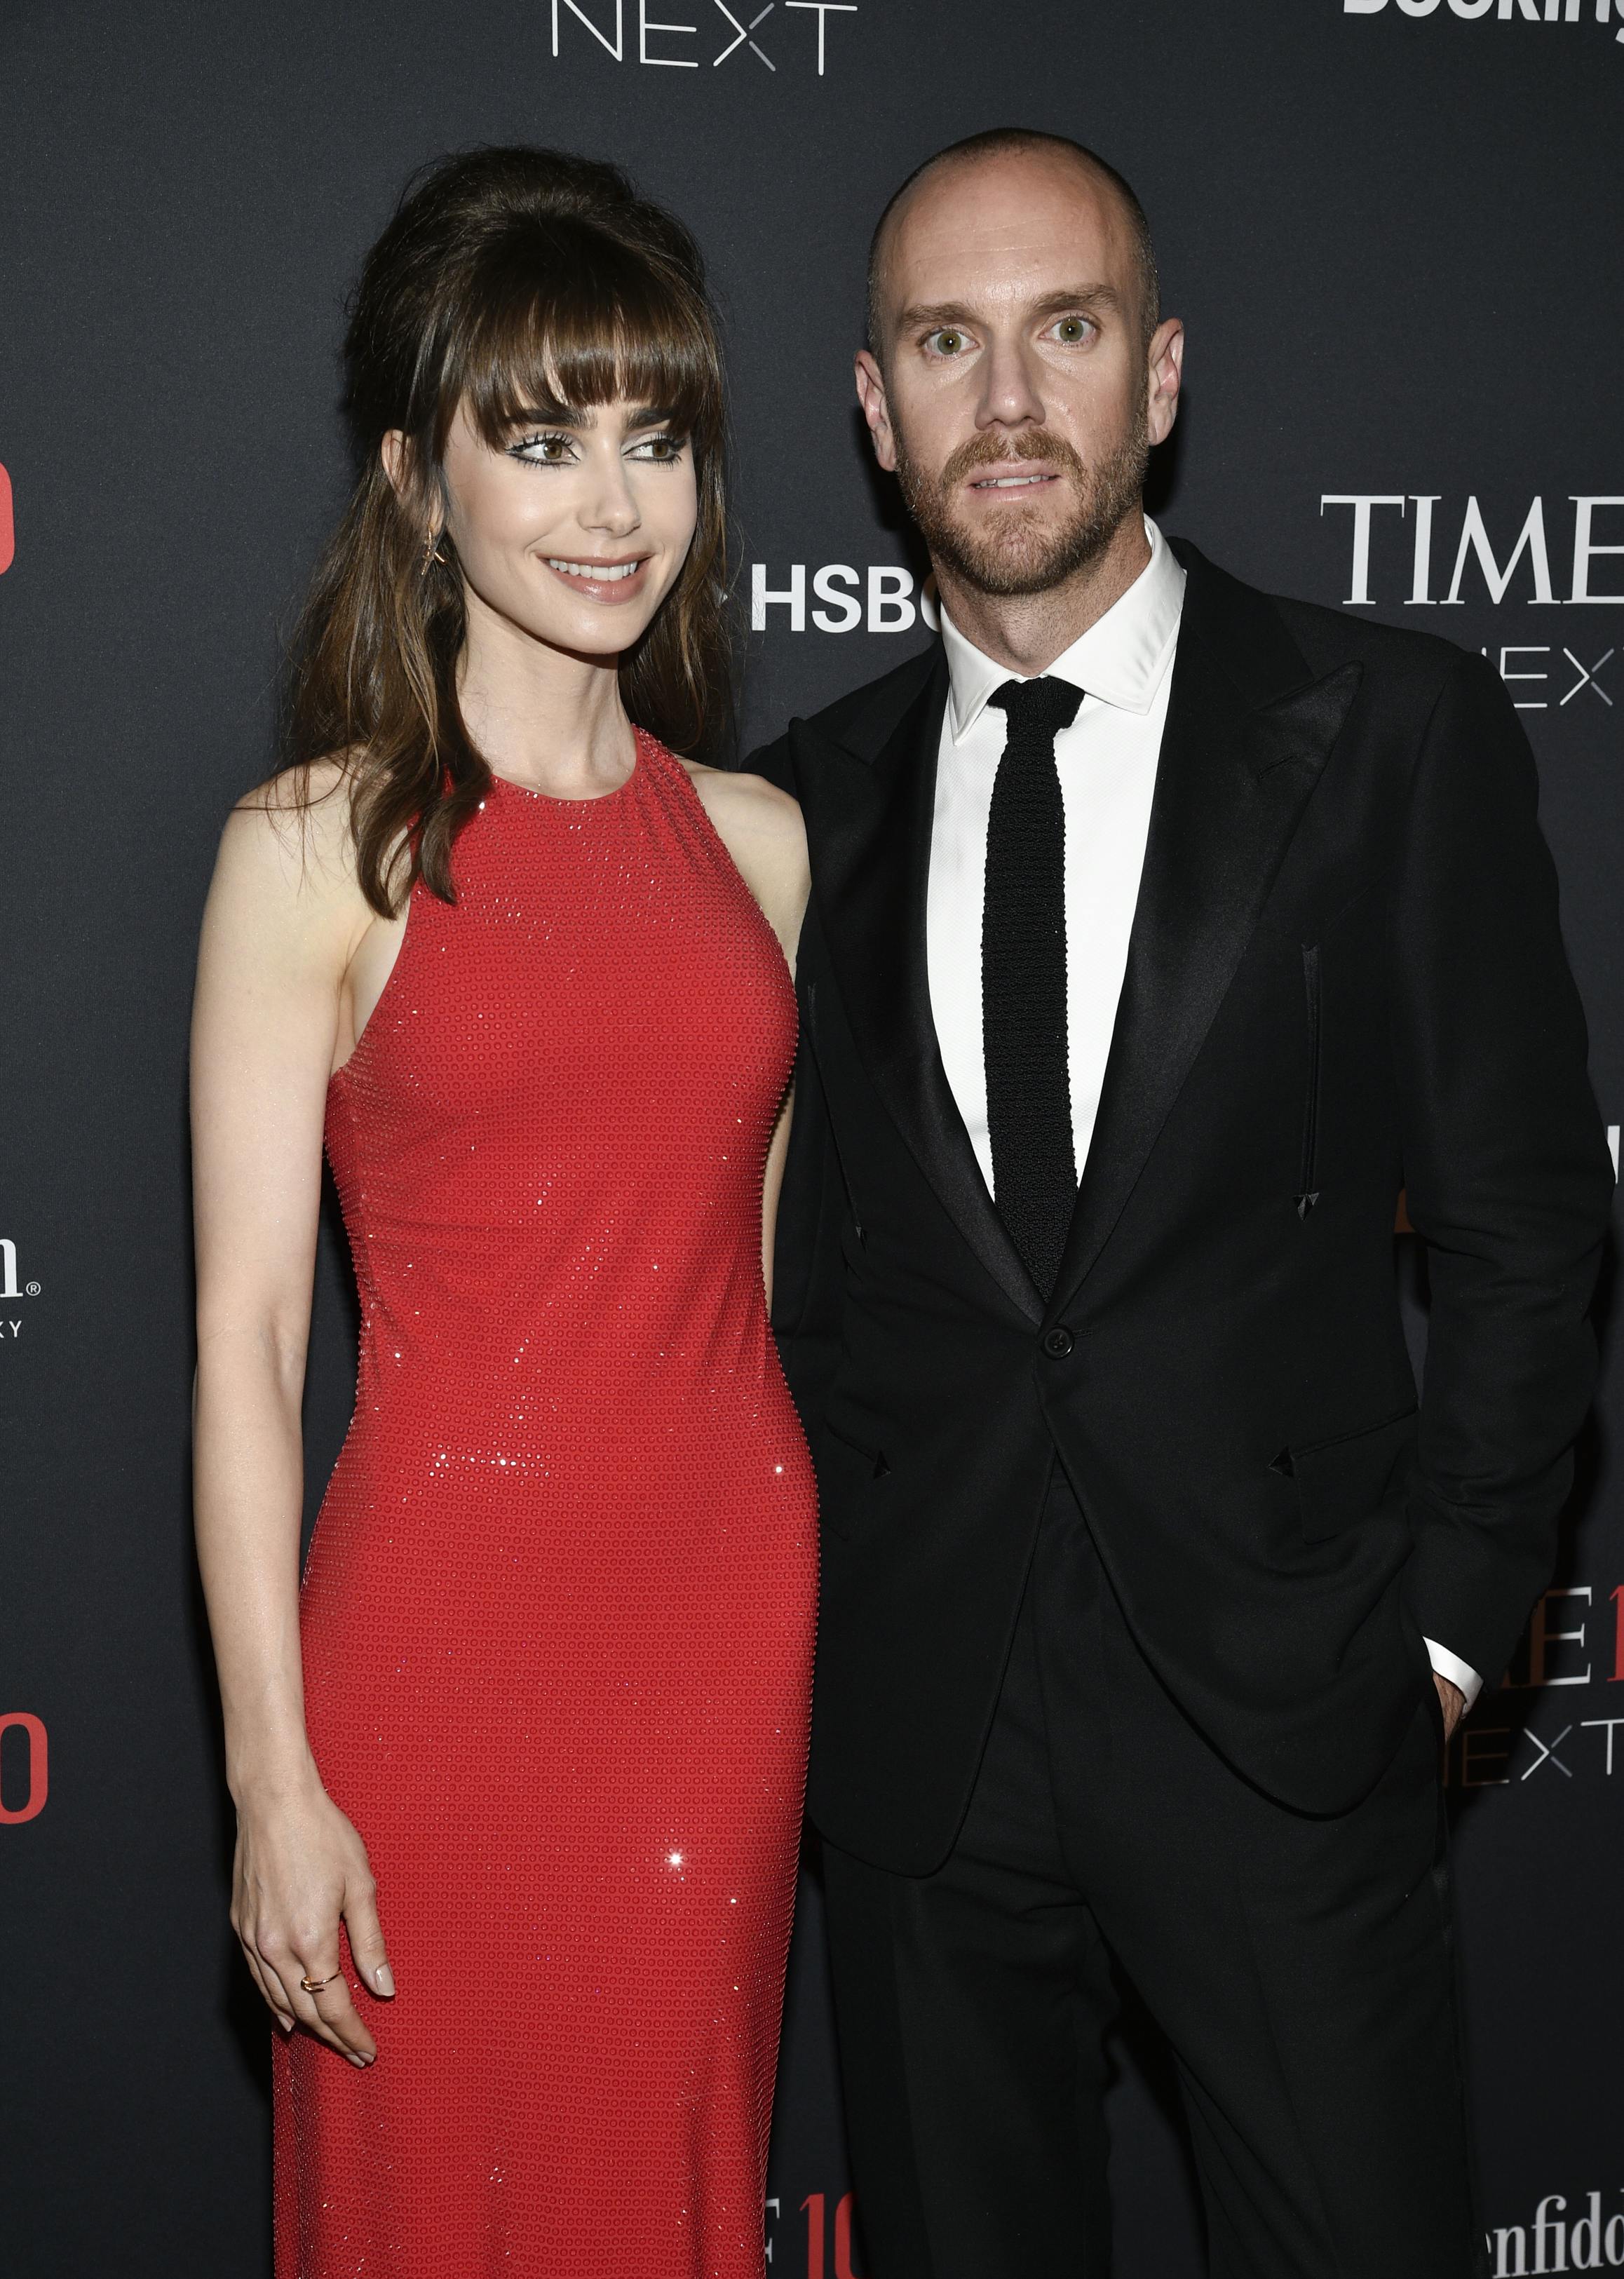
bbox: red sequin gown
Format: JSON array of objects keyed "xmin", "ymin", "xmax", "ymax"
[{"xmin": 273, "ymin": 732, "xmax": 818, "ymax": 2279}]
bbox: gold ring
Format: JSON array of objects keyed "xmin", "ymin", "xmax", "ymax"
[{"xmin": 299, "ymin": 1973, "xmax": 341, "ymax": 1994}]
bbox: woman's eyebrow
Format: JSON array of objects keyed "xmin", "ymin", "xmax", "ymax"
[
  {"xmin": 508, "ymin": 402, "xmax": 593, "ymax": 428},
  {"xmin": 506, "ymin": 404, "xmax": 680, "ymax": 431}
]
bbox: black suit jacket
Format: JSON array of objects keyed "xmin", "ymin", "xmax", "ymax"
[{"xmin": 754, "ymin": 539, "xmax": 1612, "ymax": 1874}]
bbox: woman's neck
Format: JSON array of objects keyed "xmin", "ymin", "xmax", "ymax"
[{"xmin": 456, "ymin": 587, "xmax": 634, "ymax": 795}]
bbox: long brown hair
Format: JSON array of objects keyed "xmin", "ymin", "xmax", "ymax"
[{"xmin": 283, "ymin": 147, "xmax": 733, "ymax": 915}]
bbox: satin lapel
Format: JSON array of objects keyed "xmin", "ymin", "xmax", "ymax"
[
  {"xmin": 1048, "ymin": 629, "xmax": 1364, "ymax": 1319},
  {"xmin": 792, "ymin": 658, "xmax": 1043, "ymax": 1323}
]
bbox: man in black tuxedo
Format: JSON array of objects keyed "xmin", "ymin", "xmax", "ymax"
[{"xmin": 755, "ymin": 129, "xmax": 1613, "ymax": 2278}]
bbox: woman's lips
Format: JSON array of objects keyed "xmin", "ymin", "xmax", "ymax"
[{"xmin": 543, "ymin": 555, "xmax": 653, "ymax": 603}]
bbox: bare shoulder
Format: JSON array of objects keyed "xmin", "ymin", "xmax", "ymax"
[
  {"xmin": 683, "ymin": 762, "xmax": 805, "ymax": 853},
  {"xmin": 681, "ymin": 762, "xmax": 809, "ymax": 959},
  {"xmin": 204, "ymin": 755, "xmax": 371, "ymax": 963},
  {"xmin": 229, "ymin": 755, "xmax": 354, "ymax": 870}
]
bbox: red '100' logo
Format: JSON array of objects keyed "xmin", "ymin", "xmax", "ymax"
[
  {"xmin": 0, "ymin": 464, "xmax": 13, "ymax": 576},
  {"xmin": 0, "ymin": 1712, "xmax": 48, "ymax": 1822}
]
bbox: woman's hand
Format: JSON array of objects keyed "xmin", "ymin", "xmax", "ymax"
[{"xmin": 231, "ymin": 1777, "xmax": 395, "ymax": 2064}]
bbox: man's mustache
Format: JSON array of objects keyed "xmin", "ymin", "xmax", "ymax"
[{"xmin": 937, "ymin": 428, "xmax": 1085, "ymax": 492}]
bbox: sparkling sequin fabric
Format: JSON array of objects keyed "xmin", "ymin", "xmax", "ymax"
[{"xmin": 273, "ymin": 732, "xmax": 818, "ymax": 2278}]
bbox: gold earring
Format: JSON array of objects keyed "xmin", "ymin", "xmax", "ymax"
[{"xmin": 421, "ymin": 525, "xmax": 445, "ymax": 575}]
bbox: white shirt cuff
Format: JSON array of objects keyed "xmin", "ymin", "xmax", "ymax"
[{"xmin": 1423, "ymin": 1638, "xmax": 1482, "ymax": 1710}]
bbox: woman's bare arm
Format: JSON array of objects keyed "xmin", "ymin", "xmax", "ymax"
[
  {"xmin": 684, "ymin": 766, "xmax": 811, "ymax": 1306},
  {"xmin": 191, "ymin": 772, "xmax": 393, "ymax": 2063}
]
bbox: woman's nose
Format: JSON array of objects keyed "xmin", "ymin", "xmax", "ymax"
[{"xmin": 581, "ymin": 459, "xmax": 642, "ymax": 538}]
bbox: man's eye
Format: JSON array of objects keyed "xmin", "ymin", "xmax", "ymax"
[
  {"xmin": 926, "ymin": 329, "xmax": 968, "ymax": 358},
  {"xmin": 1048, "ymin": 316, "xmax": 1093, "ymax": 345}
]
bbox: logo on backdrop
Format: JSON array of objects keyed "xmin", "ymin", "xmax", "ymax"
[
  {"xmin": 0, "ymin": 461, "xmax": 13, "ymax": 576},
  {"xmin": 548, "ymin": 0, "xmax": 858, "ymax": 72},
  {"xmin": 1319, "ymin": 494, "xmax": 1621, "ymax": 710},
  {"xmin": 1346, "ymin": 0, "xmax": 1624, "ymax": 45},
  {"xmin": 0, "ymin": 1237, "xmax": 41, "ymax": 1341},
  {"xmin": 0, "ymin": 1713, "xmax": 48, "ymax": 1825},
  {"xmin": 751, "ymin": 562, "xmax": 938, "ymax": 634},
  {"xmin": 1442, "ymin": 1581, "xmax": 1624, "ymax": 1790},
  {"xmin": 767, "ymin": 2191, "xmax": 863, "ymax": 2278},
  {"xmin": 1486, "ymin": 2189, "xmax": 1624, "ymax": 2275}
]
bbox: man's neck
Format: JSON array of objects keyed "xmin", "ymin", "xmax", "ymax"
[{"xmin": 933, "ymin": 507, "xmax": 1152, "ymax": 677}]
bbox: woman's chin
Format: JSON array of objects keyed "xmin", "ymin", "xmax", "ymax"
[
  {"xmin": 477, "ymin": 587, "xmax": 661, "ymax": 661},
  {"xmin": 538, "ymin": 609, "xmax": 657, "ymax": 659}
]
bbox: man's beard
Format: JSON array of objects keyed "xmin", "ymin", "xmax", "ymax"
[{"xmin": 893, "ymin": 407, "xmax": 1149, "ymax": 599}]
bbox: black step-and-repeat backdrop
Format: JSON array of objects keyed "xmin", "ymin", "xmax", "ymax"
[{"xmin": 2, "ymin": 5, "xmax": 1620, "ymax": 2274}]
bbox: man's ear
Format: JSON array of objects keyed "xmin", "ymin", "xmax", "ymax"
[
  {"xmin": 1146, "ymin": 319, "xmax": 1184, "ymax": 449},
  {"xmin": 854, "ymin": 349, "xmax": 898, "ymax": 475}
]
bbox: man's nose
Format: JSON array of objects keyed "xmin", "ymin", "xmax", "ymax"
[{"xmin": 975, "ymin": 337, "xmax": 1046, "ymax": 433}]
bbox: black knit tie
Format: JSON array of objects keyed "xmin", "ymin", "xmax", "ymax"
[{"xmin": 983, "ymin": 675, "xmax": 1085, "ymax": 1296}]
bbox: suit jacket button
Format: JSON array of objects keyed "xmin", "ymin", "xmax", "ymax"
[{"xmin": 1041, "ymin": 1327, "xmax": 1075, "ymax": 1358}]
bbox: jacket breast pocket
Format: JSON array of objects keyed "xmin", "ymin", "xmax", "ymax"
[
  {"xmin": 1276, "ymin": 1406, "xmax": 1418, "ymax": 1543},
  {"xmin": 816, "ymin": 1414, "xmax": 892, "ymax": 1543}
]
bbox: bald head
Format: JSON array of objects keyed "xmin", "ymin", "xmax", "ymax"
[{"xmin": 867, "ymin": 130, "xmax": 1160, "ymax": 361}]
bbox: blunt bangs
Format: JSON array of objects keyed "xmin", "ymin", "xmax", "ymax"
[{"xmin": 434, "ymin": 220, "xmax": 723, "ymax": 458}]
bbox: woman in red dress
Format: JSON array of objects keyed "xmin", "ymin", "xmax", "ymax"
[{"xmin": 191, "ymin": 148, "xmax": 816, "ymax": 2278}]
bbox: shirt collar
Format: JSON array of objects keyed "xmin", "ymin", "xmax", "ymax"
[{"xmin": 940, "ymin": 515, "xmax": 1186, "ymax": 745}]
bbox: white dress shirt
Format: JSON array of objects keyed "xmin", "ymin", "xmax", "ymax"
[
  {"xmin": 924, "ymin": 516, "xmax": 1480, "ymax": 1708},
  {"xmin": 928, "ymin": 515, "xmax": 1181, "ymax": 1190}
]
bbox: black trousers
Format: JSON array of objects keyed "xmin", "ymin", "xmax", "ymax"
[{"xmin": 821, "ymin": 1466, "xmax": 1482, "ymax": 2279}]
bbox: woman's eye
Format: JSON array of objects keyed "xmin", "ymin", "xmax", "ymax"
[
  {"xmin": 630, "ymin": 433, "xmax": 686, "ymax": 464},
  {"xmin": 511, "ymin": 432, "xmax": 576, "ymax": 465},
  {"xmin": 1048, "ymin": 316, "xmax": 1094, "ymax": 346},
  {"xmin": 926, "ymin": 328, "xmax": 969, "ymax": 358}
]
